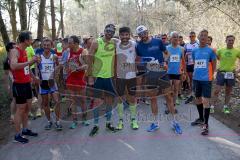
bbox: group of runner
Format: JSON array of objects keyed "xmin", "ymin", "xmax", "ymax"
[{"xmin": 3, "ymin": 24, "xmax": 240, "ymax": 144}]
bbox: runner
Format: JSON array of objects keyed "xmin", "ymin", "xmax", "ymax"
[
  {"xmin": 26, "ymin": 45, "xmax": 40, "ymax": 118},
  {"xmin": 3, "ymin": 42, "xmax": 17, "ymax": 124},
  {"xmin": 35, "ymin": 38, "xmax": 62, "ymax": 131},
  {"xmin": 65, "ymin": 35, "xmax": 89, "ymax": 129},
  {"xmin": 115, "ymin": 27, "xmax": 138, "ymax": 130},
  {"xmin": 88, "ymin": 24, "xmax": 117, "ymax": 136},
  {"xmin": 191, "ymin": 30, "xmax": 216, "ymax": 136},
  {"xmin": 179, "ymin": 35, "xmax": 185, "ymax": 47},
  {"xmin": 167, "ymin": 31, "xmax": 185, "ymax": 107},
  {"xmin": 135, "ymin": 25, "xmax": 179, "ymax": 133},
  {"xmin": 211, "ymin": 35, "xmax": 240, "ymax": 114},
  {"xmin": 161, "ymin": 33, "xmax": 170, "ymax": 46},
  {"xmin": 184, "ymin": 31, "xmax": 199, "ymax": 104},
  {"xmin": 9, "ymin": 31, "xmax": 39, "ymax": 143},
  {"xmin": 165, "ymin": 31, "xmax": 184, "ymax": 134}
]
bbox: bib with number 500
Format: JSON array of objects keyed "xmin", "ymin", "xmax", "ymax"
[
  {"xmin": 195, "ymin": 59, "xmax": 207, "ymax": 68},
  {"xmin": 170, "ymin": 55, "xmax": 180, "ymax": 62},
  {"xmin": 224, "ymin": 72, "xmax": 234, "ymax": 79}
]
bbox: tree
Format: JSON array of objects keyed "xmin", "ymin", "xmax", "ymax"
[
  {"xmin": 7, "ymin": 0, "xmax": 17, "ymax": 41},
  {"xmin": 37, "ymin": 0, "xmax": 46, "ymax": 39},
  {"xmin": 18, "ymin": 0, "xmax": 27, "ymax": 31},
  {"xmin": 50, "ymin": 0, "xmax": 56, "ymax": 40},
  {"xmin": 59, "ymin": 0, "xmax": 64, "ymax": 38},
  {"xmin": 0, "ymin": 2, "xmax": 10, "ymax": 44}
]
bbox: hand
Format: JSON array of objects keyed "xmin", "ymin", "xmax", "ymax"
[
  {"xmin": 88, "ymin": 77, "xmax": 95, "ymax": 86},
  {"xmin": 33, "ymin": 76, "xmax": 40, "ymax": 85}
]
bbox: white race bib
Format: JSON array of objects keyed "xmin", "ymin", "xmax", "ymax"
[
  {"xmin": 42, "ymin": 63, "xmax": 54, "ymax": 73},
  {"xmin": 170, "ymin": 55, "xmax": 180, "ymax": 62},
  {"xmin": 195, "ymin": 60, "xmax": 207, "ymax": 69},
  {"xmin": 224, "ymin": 72, "xmax": 234, "ymax": 79},
  {"xmin": 24, "ymin": 66, "xmax": 30, "ymax": 75}
]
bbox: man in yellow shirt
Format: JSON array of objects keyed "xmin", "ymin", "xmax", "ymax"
[{"xmin": 211, "ymin": 35, "xmax": 240, "ymax": 114}]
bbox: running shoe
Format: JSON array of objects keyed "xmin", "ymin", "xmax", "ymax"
[
  {"xmin": 69, "ymin": 121, "xmax": 77, "ymax": 129},
  {"xmin": 116, "ymin": 119, "xmax": 124, "ymax": 130},
  {"xmin": 45, "ymin": 122, "xmax": 53, "ymax": 130},
  {"xmin": 82, "ymin": 120, "xmax": 90, "ymax": 126},
  {"xmin": 106, "ymin": 123, "xmax": 116, "ymax": 132},
  {"xmin": 55, "ymin": 122, "xmax": 63, "ymax": 131},
  {"xmin": 191, "ymin": 118, "xmax": 204, "ymax": 126},
  {"xmin": 172, "ymin": 121, "xmax": 182, "ymax": 134},
  {"xmin": 14, "ymin": 134, "xmax": 29, "ymax": 144},
  {"xmin": 147, "ymin": 123, "xmax": 159, "ymax": 132},
  {"xmin": 89, "ymin": 125, "xmax": 99, "ymax": 137},
  {"xmin": 131, "ymin": 119, "xmax": 139, "ymax": 130},
  {"xmin": 223, "ymin": 105, "xmax": 230, "ymax": 114},
  {"xmin": 36, "ymin": 108, "xmax": 42, "ymax": 117},
  {"xmin": 201, "ymin": 124, "xmax": 209, "ymax": 136},
  {"xmin": 32, "ymin": 97, "xmax": 38, "ymax": 104},
  {"xmin": 185, "ymin": 95, "xmax": 194, "ymax": 104},
  {"xmin": 22, "ymin": 129, "xmax": 38, "ymax": 137},
  {"xmin": 210, "ymin": 105, "xmax": 215, "ymax": 114}
]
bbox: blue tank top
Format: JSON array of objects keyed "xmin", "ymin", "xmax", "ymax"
[{"xmin": 167, "ymin": 45, "xmax": 183, "ymax": 75}]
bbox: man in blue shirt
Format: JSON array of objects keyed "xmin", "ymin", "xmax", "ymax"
[
  {"xmin": 191, "ymin": 30, "xmax": 216, "ymax": 136},
  {"xmin": 135, "ymin": 25, "xmax": 177, "ymax": 133}
]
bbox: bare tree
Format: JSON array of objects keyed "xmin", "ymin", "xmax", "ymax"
[
  {"xmin": 7, "ymin": 0, "xmax": 17, "ymax": 41},
  {"xmin": 50, "ymin": 0, "xmax": 56, "ymax": 40},
  {"xmin": 60, "ymin": 0, "xmax": 64, "ymax": 38},
  {"xmin": 0, "ymin": 3, "xmax": 10, "ymax": 44},
  {"xmin": 37, "ymin": 0, "xmax": 46, "ymax": 39},
  {"xmin": 18, "ymin": 0, "xmax": 27, "ymax": 30}
]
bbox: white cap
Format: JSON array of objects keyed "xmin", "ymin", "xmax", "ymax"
[{"xmin": 136, "ymin": 25, "xmax": 148, "ymax": 35}]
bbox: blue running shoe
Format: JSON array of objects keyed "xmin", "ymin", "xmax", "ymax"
[
  {"xmin": 172, "ymin": 121, "xmax": 182, "ymax": 134},
  {"xmin": 147, "ymin": 123, "xmax": 159, "ymax": 132}
]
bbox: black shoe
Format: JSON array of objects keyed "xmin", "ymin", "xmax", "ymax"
[
  {"xmin": 89, "ymin": 125, "xmax": 99, "ymax": 137},
  {"xmin": 106, "ymin": 123, "xmax": 116, "ymax": 132},
  {"xmin": 201, "ymin": 124, "xmax": 209, "ymax": 136},
  {"xmin": 191, "ymin": 118, "xmax": 204, "ymax": 126},
  {"xmin": 14, "ymin": 134, "xmax": 29, "ymax": 144},
  {"xmin": 22, "ymin": 129, "xmax": 38, "ymax": 137},
  {"xmin": 185, "ymin": 96, "xmax": 194, "ymax": 104},
  {"xmin": 165, "ymin": 109, "xmax": 170, "ymax": 114}
]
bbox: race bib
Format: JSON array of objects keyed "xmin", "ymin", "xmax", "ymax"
[
  {"xmin": 224, "ymin": 72, "xmax": 234, "ymax": 79},
  {"xmin": 195, "ymin": 60, "xmax": 207, "ymax": 68},
  {"xmin": 42, "ymin": 63, "xmax": 54, "ymax": 73},
  {"xmin": 24, "ymin": 66, "xmax": 30, "ymax": 75},
  {"xmin": 170, "ymin": 55, "xmax": 180, "ymax": 62}
]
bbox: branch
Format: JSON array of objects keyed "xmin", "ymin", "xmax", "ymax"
[{"xmin": 202, "ymin": 0, "xmax": 240, "ymax": 27}]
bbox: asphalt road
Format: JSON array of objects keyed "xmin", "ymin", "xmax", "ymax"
[{"xmin": 0, "ymin": 97, "xmax": 240, "ymax": 160}]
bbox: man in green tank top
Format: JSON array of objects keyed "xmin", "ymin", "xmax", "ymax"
[{"xmin": 88, "ymin": 24, "xmax": 117, "ymax": 136}]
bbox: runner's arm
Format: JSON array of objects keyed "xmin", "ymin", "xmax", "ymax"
[
  {"xmin": 10, "ymin": 48, "xmax": 35, "ymax": 70},
  {"xmin": 87, "ymin": 40, "xmax": 98, "ymax": 76}
]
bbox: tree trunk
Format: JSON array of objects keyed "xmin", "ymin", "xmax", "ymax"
[
  {"xmin": 8, "ymin": 0, "xmax": 17, "ymax": 41},
  {"xmin": 0, "ymin": 7, "xmax": 10, "ymax": 44},
  {"xmin": 37, "ymin": 0, "xmax": 46, "ymax": 39},
  {"xmin": 18, "ymin": 0, "xmax": 27, "ymax": 31},
  {"xmin": 60, "ymin": 0, "xmax": 64, "ymax": 38},
  {"xmin": 50, "ymin": 0, "xmax": 56, "ymax": 40}
]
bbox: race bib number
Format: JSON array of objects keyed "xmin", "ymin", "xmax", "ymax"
[
  {"xmin": 24, "ymin": 66, "xmax": 30, "ymax": 75},
  {"xmin": 170, "ymin": 55, "xmax": 180, "ymax": 62},
  {"xmin": 224, "ymin": 72, "xmax": 234, "ymax": 79},
  {"xmin": 195, "ymin": 60, "xmax": 207, "ymax": 68},
  {"xmin": 42, "ymin": 63, "xmax": 54, "ymax": 73}
]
